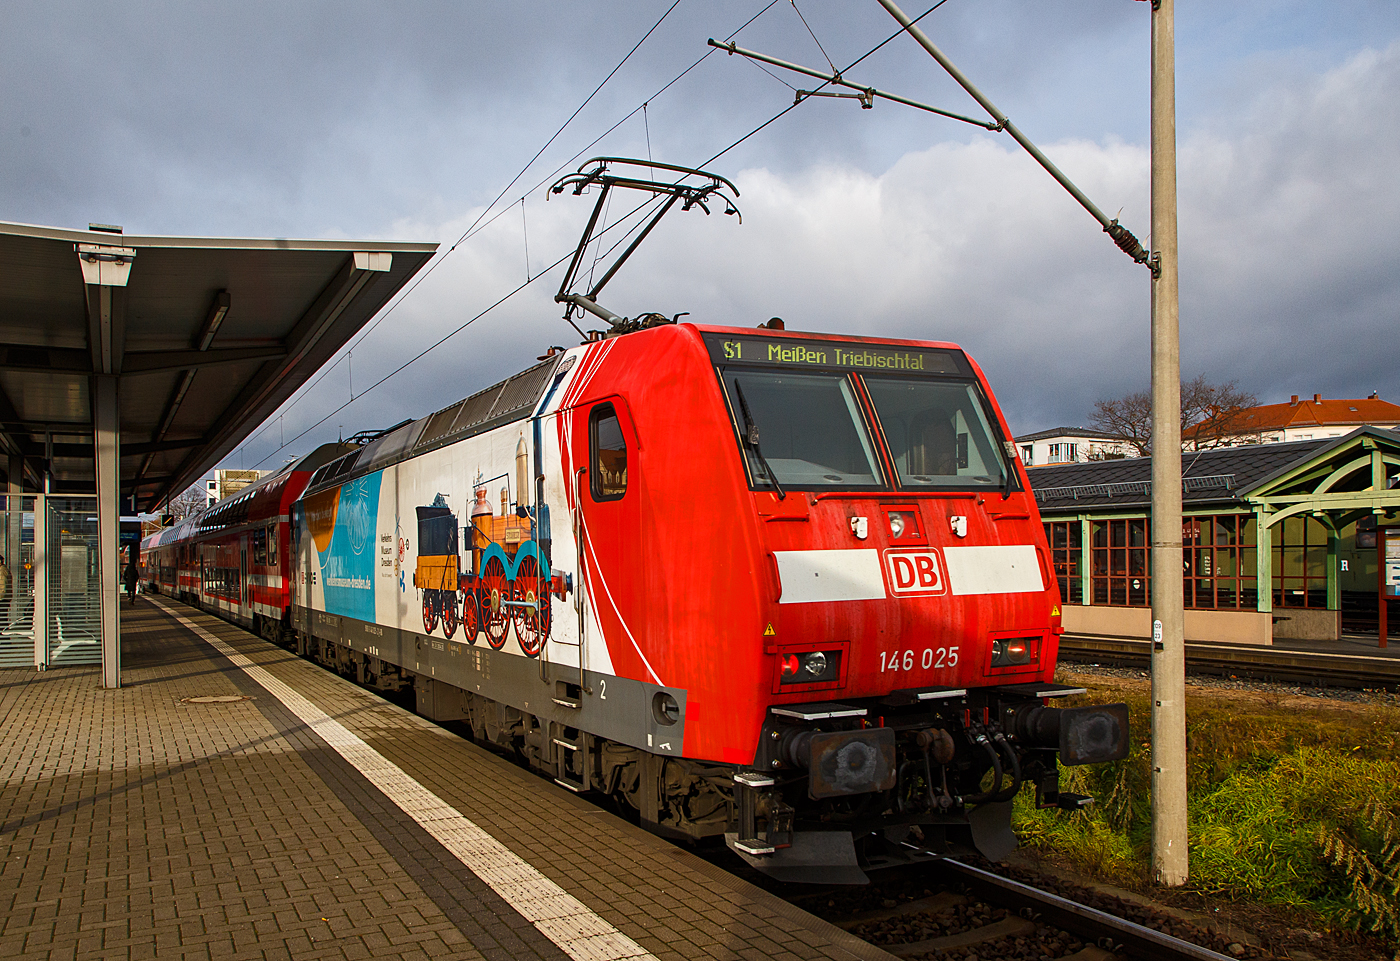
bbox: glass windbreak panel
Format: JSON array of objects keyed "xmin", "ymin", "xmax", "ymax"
[
  {"xmin": 720, "ymin": 370, "xmax": 882, "ymax": 489},
  {"xmin": 864, "ymin": 377, "xmax": 1012, "ymax": 490},
  {"xmin": 0, "ymin": 503, "xmax": 37, "ymax": 668},
  {"xmin": 47, "ymin": 501, "xmax": 101, "ymax": 667}
]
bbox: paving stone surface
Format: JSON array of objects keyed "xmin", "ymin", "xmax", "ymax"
[{"xmin": 0, "ymin": 598, "xmax": 892, "ymax": 961}]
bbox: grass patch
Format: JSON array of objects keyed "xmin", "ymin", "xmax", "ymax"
[{"xmin": 1012, "ymin": 680, "xmax": 1400, "ymax": 951}]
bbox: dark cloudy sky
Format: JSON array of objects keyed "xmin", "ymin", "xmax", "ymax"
[{"xmin": 4, "ymin": 1, "xmax": 1396, "ymax": 472}]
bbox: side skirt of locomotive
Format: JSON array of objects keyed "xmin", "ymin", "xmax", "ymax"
[{"xmin": 287, "ymin": 604, "xmax": 714, "ymax": 827}]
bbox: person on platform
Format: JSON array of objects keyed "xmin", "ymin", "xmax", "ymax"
[{"xmin": 124, "ymin": 553, "xmax": 138, "ymax": 605}]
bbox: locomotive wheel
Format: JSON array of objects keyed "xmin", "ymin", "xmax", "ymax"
[
  {"xmin": 422, "ymin": 591, "xmax": 438, "ymax": 634},
  {"xmin": 460, "ymin": 586, "xmax": 479, "ymax": 644},
  {"xmin": 512, "ymin": 555, "xmax": 549, "ymax": 657},
  {"xmin": 442, "ymin": 592, "xmax": 458, "ymax": 639},
  {"xmin": 481, "ymin": 557, "xmax": 509, "ymax": 650}
]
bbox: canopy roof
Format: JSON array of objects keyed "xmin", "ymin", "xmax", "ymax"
[
  {"xmin": 0, "ymin": 220, "xmax": 437, "ymax": 510},
  {"xmin": 1029, "ymin": 427, "xmax": 1400, "ymax": 524}
]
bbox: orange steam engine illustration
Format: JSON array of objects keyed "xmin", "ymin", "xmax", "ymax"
[{"xmin": 413, "ymin": 449, "xmax": 561, "ymax": 657}]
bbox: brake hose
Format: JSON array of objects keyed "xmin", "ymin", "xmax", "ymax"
[
  {"xmin": 957, "ymin": 732, "xmax": 1003, "ymax": 806},
  {"xmin": 990, "ymin": 733, "xmax": 1023, "ymax": 803}
]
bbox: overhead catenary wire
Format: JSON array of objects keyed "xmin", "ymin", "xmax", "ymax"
[
  {"xmin": 701, "ymin": 1, "xmax": 957, "ymax": 167},
  {"xmin": 235, "ymin": 0, "xmax": 696, "ymax": 458},
  {"xmin": 249, "ymin": 194, "xmax": 664, "ymax": 468},
  {"xmin": 789, "ymin": 0, "xmax": 838, "ymax": 75},
  {"xmin": 249, "ymin": 0, "xmax": 951, "ymax": 470},
  {"xmin": 237, "ymin": 2, "xmax": 784, "ymax": 461}
]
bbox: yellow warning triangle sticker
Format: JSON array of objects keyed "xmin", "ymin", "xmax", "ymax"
[
  {"xmin": 1051, "ymin": 605, "xmax": 1061, "ymax": 617},
  {"xmin": 763, "ymin": 623, "xmax": 776, "ymax": 636}
]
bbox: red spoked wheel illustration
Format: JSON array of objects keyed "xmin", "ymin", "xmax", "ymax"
[
  {"xmin": 442, "ymin": 590, "xmax": 458, "ymax": 640},
  {"xmin": 511, "ymin": 554, "xmax": 550, "ymax": 657},
  {"xmin": 459, "ymin": 585, "xmax": 479, "ymax": 644},
  {"xmin": 480, "ymin": 556, "xmax": 509, "ymax": 650},
  {"xmin": 422, "ymin": 591, "xmax": 439, "ymax": 635}
]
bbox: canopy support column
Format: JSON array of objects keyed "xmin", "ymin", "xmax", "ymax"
[
  {"xmin": 95, "ymin": 374, "xmax": 121, "ymax": 688},
  {"xmin": 1078, "ymin": 515, "xmax": 1092, "ymax": 605},
  {"xmin": 33, "ymin": 492, "xmax": 46, "ymax": 669},
  {"xmin": 1255, "ymin": 507, "xmax": 1273, "ymax": 617}
]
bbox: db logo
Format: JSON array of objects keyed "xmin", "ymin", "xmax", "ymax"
[{"xmin": 884, "ymin": 550, "xmax": 946, "ymax": 595}]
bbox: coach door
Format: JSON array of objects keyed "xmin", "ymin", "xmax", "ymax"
[{"xmin": 569, "ymin": 399, "xmax": 647, "ymax": 680}]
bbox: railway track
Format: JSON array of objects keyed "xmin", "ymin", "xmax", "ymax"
[
  {"xmin": 782, "ymin": 858, "xmax": 1251, "ymax": 961},
  {"xmin": 1058, "ymin": 634, "xmax": 1400, "ymax": 691}
]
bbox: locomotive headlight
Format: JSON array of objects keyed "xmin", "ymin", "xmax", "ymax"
[
  {"xmin": 778, "ymin": 649, "xmax": 842, "ymax": 685},
  {"xmin": 991, "ymin": 635, "xmax": 1037, "ymax": 667},
  {"xmin": 886, "ymin": 510, "xmax": 917, "ymax": 539}
]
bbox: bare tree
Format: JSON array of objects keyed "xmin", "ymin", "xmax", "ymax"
[
  {"xmin": 1090, "ymin": 389, "xmax": 1153, "ymax": 456},
  {"xmin": 1090, "ymin": 376, "xmax": 1259, "ymax": 456},
  {"xmin": 1180, "ymin": 376, "xmax": 1260, "ymax": 450},
  {"xmin": 165, "ymin": 483, "xmax": 208, "ymax": 523}
]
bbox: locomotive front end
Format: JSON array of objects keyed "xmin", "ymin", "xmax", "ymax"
[{"xmin": 702, "ymin": 327, "xmax": 1129, "ymax": 881}]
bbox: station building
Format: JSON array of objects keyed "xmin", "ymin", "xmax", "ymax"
[{"xmin": 1028, "ymin": 426, "xmax": 1400, "ymax": 645}]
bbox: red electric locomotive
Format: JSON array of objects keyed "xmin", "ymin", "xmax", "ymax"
[
  {"xmin": 151, "ymin": 159, "xmax": 1129, "ymax": 882},
  {"xmin": 286, "ymin": 320, "xmax": 1128, "ymax": 883}
]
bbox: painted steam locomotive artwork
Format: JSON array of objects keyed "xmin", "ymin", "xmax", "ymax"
[{"xmin": 143, "ymin": 321, "xmax": 1129, "ymax": 883}]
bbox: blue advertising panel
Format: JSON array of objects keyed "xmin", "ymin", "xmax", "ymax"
[{"xmin": 318, "ymin": 471, "xmax": 382, "ymax": 621}]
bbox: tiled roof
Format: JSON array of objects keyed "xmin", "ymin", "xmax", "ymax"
[
  {"xmin": 1225, "ymin": 396, "xmax": 1400, "ymax": 433},
  {"xmin": 1027, "ymin": 439, "xmax": 1328, "ymax": 512},
  {"xmin": 1014, "ymin": 425, "xmax": 1121, "ymax": 443}
]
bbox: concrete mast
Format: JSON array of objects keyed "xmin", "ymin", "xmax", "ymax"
[{"xmin": 1149, "ymin": 0, "xmax": 1188, "ymax": 886}]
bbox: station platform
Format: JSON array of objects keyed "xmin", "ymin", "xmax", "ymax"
[{"xmin": 0, "ymin": 598, "xmax": 893, "ymax": 961}]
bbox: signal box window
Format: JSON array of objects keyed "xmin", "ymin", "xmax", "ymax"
[{"xmin": 590, "ymin": 404, "xmax": 627, "ymax": 500}]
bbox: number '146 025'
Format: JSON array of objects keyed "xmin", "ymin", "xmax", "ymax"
[{"xmin": 879, "ymin": 647, "xmax": 959, "ymax": 672}]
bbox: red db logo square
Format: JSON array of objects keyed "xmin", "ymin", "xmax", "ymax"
[{"xmin": 884, "ymin": 550, "xmax": 945, "ymax": 595}]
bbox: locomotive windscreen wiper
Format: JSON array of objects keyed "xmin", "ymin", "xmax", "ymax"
[{"xmin": 733, "ymin": 379, "xmax": 786, "ymax": 500}]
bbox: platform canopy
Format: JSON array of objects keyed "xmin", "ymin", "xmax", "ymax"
[{"xmin": 0, "ymin": 220, "xmax": 438, "ymax": 510}]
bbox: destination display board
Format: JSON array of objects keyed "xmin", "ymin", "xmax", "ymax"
[{"xmin": 704, "ymin": 332, "xmax": 970, "ymax": 376}]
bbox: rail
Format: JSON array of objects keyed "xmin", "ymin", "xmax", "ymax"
[
  {"xmin": 1059, "ymin": 634, "xmax": 1400, "ymax": 690},
  {"xmin": 934, "ymin": 859, "xmax": 1237, "ymax": 961}
]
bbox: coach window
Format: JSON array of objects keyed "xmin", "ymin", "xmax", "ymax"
[{"xmin": 590, "ymin": 404, "xmax": 627, "ymax": 500}]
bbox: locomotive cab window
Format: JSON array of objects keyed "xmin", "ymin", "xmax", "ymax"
[
  {"xmin": 719, "ymin": 370, "xmax": 883, "ymax": 490},
  {"xmin": 590, "ymin": 404, "xmax": 628, "ymax": 500},
  {"xmin": 864, "ymin": 377, "xmax": 1014, "ymax": 491}
]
